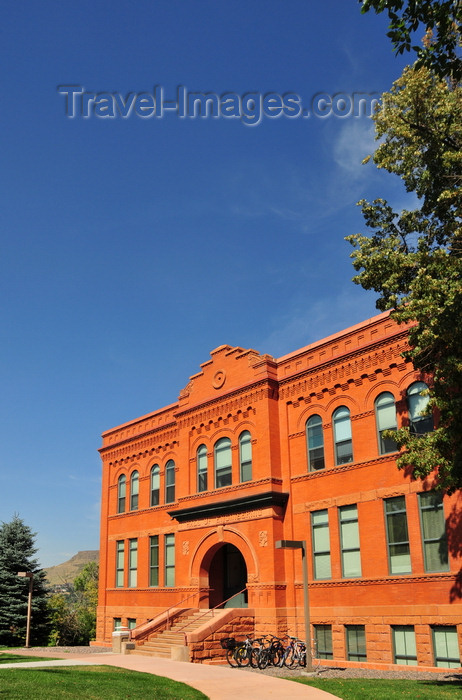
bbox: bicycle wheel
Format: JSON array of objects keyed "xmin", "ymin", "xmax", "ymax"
[
  {"xmin": 250, "ymin": 647, "xmax": 260, "ymax": 668},
  {"xmin": 235, "ymin": 645, "xmax": 251, "ymax": 667},
  {"xmin": 270, "ymin": 645, "xmax": 283, "ymax": 667},
  {"xmin": 226, "ymin": 647, "xmax": 239, "ymax": 667},
  {"xmin": 283, "ymin": 648, "xmax": 296, "ymax": 668},
  {"xmin": 257, "ymin": 649, "xmax": 269, "ymax": 669}
]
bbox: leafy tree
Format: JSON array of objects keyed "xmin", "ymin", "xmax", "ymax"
[
  {"xmin": 359, "ymin": 0, "xmax": 462, "ymax": 80},
  {"xmin": 48, "ymin": 562, "xmax": 99, "ymax": 645},
  {"xmin": 346, "ymin": 64, "xmax": 461, "ymax": 491},
  {"xmin": 0, "ymin": 514, "xmax": 50, "ymax": 646}
]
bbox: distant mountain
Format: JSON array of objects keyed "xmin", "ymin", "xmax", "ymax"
[{"xmin": 44, "ymin": 550, "xmax": 99, "ymax": 587}]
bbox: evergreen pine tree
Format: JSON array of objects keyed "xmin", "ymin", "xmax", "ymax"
[{"xmin": 0, "ymin": 514, "xmax": 50, "ymax": 646}]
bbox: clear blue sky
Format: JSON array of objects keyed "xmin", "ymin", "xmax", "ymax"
[{"xmin": 0, "ymin": 1, "xmax": 412, "ymax": 567}]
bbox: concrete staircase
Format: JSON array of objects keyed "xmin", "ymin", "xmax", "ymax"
[{"xmin": 130, "ymin": 609, "xmax": 215, "ymax": 658}]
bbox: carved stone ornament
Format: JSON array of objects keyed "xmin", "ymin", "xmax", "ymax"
[
  {"xmin": 182, "ymin": 540, "xmax": 190, "ymax": 555},
  {"xmin": 259, "ymin": 530, "xmax": 268, "ymax": 547},
  {"xmin": 212, "ymin": 370, "xmax": 226, "ymax": 389}
]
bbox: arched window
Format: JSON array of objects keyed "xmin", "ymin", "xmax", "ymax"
[
  {"xmin": 117, "ymin": 474, "xmax": 126, "ymax": 513},
  {"xmin": 165, "ymin": 460, "xmax": 175, "ymax": 503},
  {"xmin": 407, "ymin": 381, "xmax": 434, "ymax": 434},
  {"xmin": 130, "ymin": 471, "xmax": 139, "ymax": 510},
  {"xmin": 197, "ymin": 445, "xmax": 208, "ymax": 492},
  {"xmin": 239, "ymin": 431, "xmax": 252, "ymax": 482},
  {"xmin": 375, "ymin": 392, "xmax": 398, "ymax": 454},
  {"xmin": 306, "ymin": 415, "xmax": 325, "ymax": 471},
  {"xmin": 214, "ymin": 437, "xmax": 232, "ymax": 488},
  {"xmin": 150, "ymin": 465, "xmax": 160, "ymax": 507},
  {"xmin": 333, "ymin": 406, "xmax": 353, "ymax": 465}
]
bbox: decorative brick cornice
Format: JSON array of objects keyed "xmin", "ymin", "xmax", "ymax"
[
  {"xmin": 290, "ymin": 453, "xmax": 399, "ymax": 482},
  {"xmin": 176, "ymin": 381, "xmax": 278, "ymax": 428},
  {"xmin": 302, "ymin": 572, "xmax": 455, "ymax": 588},
  {"xmin": 168, "ymin": 490, "xmax": 289, "ymax": 523},
  {"xmin": 175, "ymin": 477, "xmax": 283, "ymax": 506},
  {"xmin": 100, "ymin": 425, "xmax": 179, "ymax": 459},
  {"xmin": 280, "ymin": 336, "xmax": 410, "ymax": 401}
]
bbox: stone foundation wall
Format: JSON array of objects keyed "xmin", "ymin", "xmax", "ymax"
[{"xmin": 189, "ymin": 615, "xmax": 255, "ymax": 664}]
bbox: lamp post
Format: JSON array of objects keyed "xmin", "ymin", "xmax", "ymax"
[
  {"xmin": 17, "ymin": 572, "xmax": 33, "ymax": 648},
  {"xmin": 275, "ymin": 539, "xmax": 312, "ymax": 671}
]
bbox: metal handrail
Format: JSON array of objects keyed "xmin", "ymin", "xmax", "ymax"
[
  {"xmin": 129, "ymin": 588, "xmax": 210, "ymax": 641},
  {"xmin": 176, "ymin": 586, "xmax": 248, "ymax": 644}
]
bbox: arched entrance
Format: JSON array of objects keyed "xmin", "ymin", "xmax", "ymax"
[{"xmin": 208, "ymin": 543, "xmax": 248, "ymax": 608}]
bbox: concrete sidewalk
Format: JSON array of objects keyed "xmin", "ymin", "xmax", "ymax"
[{"xmin": 0, "ymin": 651, "xmax": 339, "ymax": 700}]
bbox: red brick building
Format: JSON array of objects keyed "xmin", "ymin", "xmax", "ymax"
[{"xmin": 96, "ymin": 311, "xmax": 462, "ymax": 669}]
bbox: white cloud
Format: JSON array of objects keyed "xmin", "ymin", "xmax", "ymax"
[
  {"xmin": 259, "ymin": 286, "xmax": 378, "ymax": 359},
  {"xmin": 332, "ymin": 120, "xmax": 376, "ymax": 178}
]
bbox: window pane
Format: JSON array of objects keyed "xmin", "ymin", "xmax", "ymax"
[
  {"xmin": 164, "ymin": 534, "xmax": 175, "ymax": 587},
  {"xmin": 313, "ymin": 526, "xmax": 330, "ymax": 551},
  {"xmin": 130, "ymin": 471, "xmax": 139, "ymax": 511},
  {"xmin": 419, "ymin": 492, "xmax": 449, "ymax": 572},
  {"xmin": 333, "ymin": 407, "xmax": 352, "ymax": 441},
  {"xmin": 408, "ymin": 382, "xmax": 433, "ymax": 433},
  {"xmin": 116, "ymin": 541, "xmax": 124, "ymax": 587},
  {"xmin": 336, "ymin": 439, "xmax": 353, "ymax": 465},
  {"xmin": 165, "ymin": 460, "xmax": 175, "ymax": 503},
  {"xmin": 118, "ymin": 475, "xmax": 126, "ymax": 513},
  {"xmin": 215, "ymin": 438, "xmax": 232, "ymax": 488},
  {"xmin": 312, "ymin": 510, "xmax": 331, "ymax": 579},
  {"xmin": 433, "ymin": 627, "xmax": 460, "ymax": 668},
  {"xmin": 393, "ymin": 626, "xmax": 417, "ymax": 666},
  {"xmin": 149, "ymin": 535, "xmax": 159, "ymax": 587},
  {"xmin": 197, "ymin": 445, "xmax": 208, "ymax": 493},
  {"xmin": 346, "ymin": 625, "xmax": 366, "ymax": 661},
  {"xmin": 375, "ymin": 393, "xmax": 397, "ymax": 430},
  {"xmin": 151, "ymin": 466, "xmax": 160, "ymax": 506},
  {"xmin": 128, "ymin": 539, "xmax": 137, "ymax": 588},
  {"xmin": 385, "ymin": 497, "xmax": 411, "ymax": 574},
  {"xmin": 340, "ymin": 505, "xmax": 361, "ymax": 578},
  {"xmin": 314, "ymin": 625, "xmax": 333, "ymax": 659},
  {"xmin": 307, "ymin": 415, "xmax": 325, "ymax": 471},
  {"xmin": 239, "ymin": 431, "xmax": 252, "ymax": 483},
  {"xmin": 343, "ymin": 550, "xmax": 361, "ymax": 578}
]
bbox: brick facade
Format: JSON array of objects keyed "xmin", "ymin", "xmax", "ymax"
[{"xmin": 96, "ymin": 311, "xmax": 462, "ymax": 669}]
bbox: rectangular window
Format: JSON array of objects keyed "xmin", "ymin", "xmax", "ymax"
[
  {"xmin": 113, "ymin": 617, "xmax": 122, "ymax": 631},
  {"xmin": 311, "ymin": 509, "xmax": 331, "ymax": 580},
  {"xmin": 392, "ymin": 625, "xmax": 417, "ymax": 666},
  {"xmin": 314, "ymin": 625, "xmax": 333, "ymax": 659},
  {"xmin": 128, "ymin": 538, "xmax": 137, "ymax": 588},
  {"xmin": 432, "ymin": 626, "xmax": 460, "ymax": 668},
  {"xmin": 339, "ymin": 504, "xmax": 361, "ymax": 578},
  {"xmin": 385, "ymin": 496, "xmax": 411, "ymax": 574},
  {"xmin": 346, "ymin": 625, "xmax": 367, "ymax": 662},
  {"xmin": 149, "ymin": 535, "xmax": 159, "ymax": 587},
  {"xmin": 115, "ymin": 540, "xmax": 124, "ymax": 587},
  {"xmin": 164, "ymin": 534, "xmax": 175, "ymax": 587},
  {"xmin": 127, "ymin": 618, "xmax": 137, "ymax": 630},
  {"xmin": 418, "ymin": 492, "xmax": 449, "ymax": 572}
]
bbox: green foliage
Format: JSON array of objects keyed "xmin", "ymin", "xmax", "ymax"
[
  {"xmin": 0, "ymin": 515, "xmax": 50, "ymax": 646},
  {"xmin": 295, "ymin": 676, "xmax": 462, "ymax": 699},
  {"xmin": 0, "ymin": 666, "xmax": 208, "ymax": 700},
  {"xmin": 0, "ymin": 652, "xmax": 59, "ymax": 663},
  {"xmin": 48, "ymin": 562, "xmax": 99, "ymax": 646},
  {"xmin": 360, "ymin": 0, "xmax": 462, "ymax": 80},
  {"xmin": 346, "ymin": 65, "xmax": 462, "ymax": 491}
]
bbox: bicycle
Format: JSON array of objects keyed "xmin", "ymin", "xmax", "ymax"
[
  {"xmin": 256, "ymin": 635, "xmax": 284, "ymax": 669},
  {"xmin": 221, "ymin": 635, "xmax": 255, "ymax": 667},
  {"xmin": 281, "ymin": 635, "xmax": 306, "ymax": 668}
]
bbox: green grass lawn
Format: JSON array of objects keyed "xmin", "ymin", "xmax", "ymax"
[
  {"xmin": 0, "ymin": 666, "xmax": 208, "ymax": 699},
  {"xmin": 295, "ymin": 676, "xmax": 462, "ymax": 699},
  {"xmin": 0, "ymin": 653, "xmax": 60, "ymax": 664}
]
